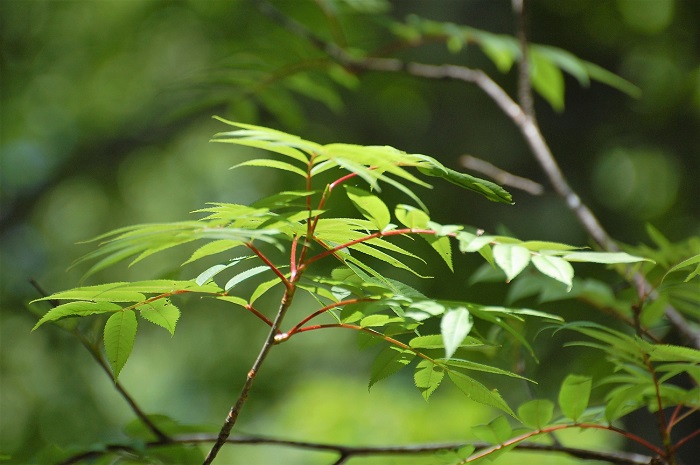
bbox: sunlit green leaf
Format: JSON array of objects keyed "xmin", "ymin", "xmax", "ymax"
[
  {"xmin": 530, "ymin": 48, "xmax": 565, "ymax": 111},
  {"xmin": 445, "ymin": 359, "xmax": 531, "ymax": 380},
  {"xmin": 184, "ymin": 240, "xmax": 244, "ymax": 265},
  {"xmin": 195, "ymin": 256, "xmax": 252, "ymax": 286},
  {"xmin": 138, "ymin": 299, "xmax": 180, "ymax": 335},
  {"xmin": 562, "ymin": 251, "xmax": 651, "ymax": 264},
  {"xmin": 414, "ymin": 359, "xmax": 444, "ymax": 400},
  {"xmin": 231, "ymin": 158, "xmax": 308, "ymax": 177},
  {"xmin": 558, "ymin": 374, "xmax": 592, "ymax": 421},
  {"xmin": 532, "ymin": 254, "xmax": 574, "ymax": 290},
  {"xmin": 441, "ymin": 306, "xmax": 473, "ymax": 359},
  {"xmin": 32, "ymin": 301, "xmax": 121, "ymax": 330},
  {"xmin": 224, "ymin": 265, "xmax": 273, "ymax": 291},
  {"xmin": 395, "ymin": 204, "xmax": 430, "ymax": 229},
  {"xmin": 104, "ymin": 310, "xmax": 138, "ymax": 381},
  {"xmin": 472, "ymin": 415, "xmax": 512, "ymax": 443},
  {"xmin": 345, "ymin": 186, "xmax": 392, "ymax": 231},
  {"xmin": 493, "ymin": 243, "xmax": 531, "ymax": 282}
]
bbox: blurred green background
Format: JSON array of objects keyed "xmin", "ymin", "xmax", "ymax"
[{"xmin": 1, "ymin": 0, "xmax": 698, "ymax": 464}]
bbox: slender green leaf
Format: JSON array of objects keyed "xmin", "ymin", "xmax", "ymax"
[
  {"xmin": 32, "ymin": 301, "xmax": 121, "ymax": 330},
  {"xmin": 414, "ymin": 359, "xmax": 444, "ymax": 400},
  {"xmin": 445, "ymin": 359, "xmax": 531, "ymax": 380},
  {"xmin": 224, "ymin": 265, "xmax": 273, "ymax": 291},
  {"xmin": 493, "ymin": 243, "xmax": 531, "ymax": 282},
  {"xmin": 104, "ymin": 310, "xmax": 138, "ymax": 381},
  {"xmin": 664, "ymin": 253, "xmax": 700, "ymax": 283},
  {"xmin": 530, "ymin": 48, "xmax": 565, "ymax": 111},
  {"xmin": 195, "ymin": 256, "xmax": 252, "ymax": 286},
  {"xmin": 231, "ymin": 159, "xmax": 308, "ymax": 177},
  {"xmin": 183, "ymin": 240, "xmax": 244, "ymax": 265},
  {"xmin": 441, "ymin": 306, "xmax": 473, "ymax": 359},
  {"xmin": 562, "ymin": 251, "xmax": 651, "ymax": 264},
  {"xmin": 558, "ymin": 374, "xmax": 592, "ymax": 421},
  {"xmin": 395, "ymin": 204, "xmax": 430, "ymax": 229},
  {"xmin": 410, "ymin": 334, "xmax": 483, "ymax": 349},
  {"xmin": 369, "ymin": 345, "xmax": 415, "ymax": 389},
  {"xmin": 250, "ymin": 277, "xmax": 283, "ymax": 304},
  {"xmin": 138, "ymin": 299, "xmax": 180, "ymax": 335},
  {"xmin": 518, "ymin": 399, "xmax": 554, "ymax": 429},
  {"xmin": 447, "ymin": 370, "xmax": 516, "ymax": 417}
]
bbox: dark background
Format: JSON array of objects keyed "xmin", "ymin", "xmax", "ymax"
[{"xmin": 1, "ymin": 1, "xmax": 698, "ymax": 463}]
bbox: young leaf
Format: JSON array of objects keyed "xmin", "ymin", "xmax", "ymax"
[
  {"xmin": 531, "ymin": 254, "xmax": 574, "ymax": 291},
  {"xmin": 369, "ymin": 345, "xmax": 415, "ymax": 389},
  {"xmin": 414, "ymin": 359, "xmax": 445, "ymax": 400},
  {"xmin": 184, "ymin": 240, "xmax": 244, "ymax": 265},
  {"xmin": 104, "ymin": 310, "xmax": 138, "ymax": 381},
  {"xmin": 493, "ymin": 243, "xmax": 531, "ymax": 282},
  {"xmin": 195, "ymin": 256, "xmax": 252, "ymax": 286},
  {"xmin": 518, "ymin": 399, "xmax": 554, "ymax": 429},
  {"xmin": 472, "ymin": 416, "xmax": 513, "ymax": 444},
  {"xmin": 231, "ymin": 159, "xmax": 308, "ymax": 178},
  {"xmin": 530, "ymin": 48, "xmax": 565, "ymax": 111},
  {"xmin": 440, "ymin": 306, "xmax": 473, "ymax": 359},
  {"xmin": 345, "ymin": 186, "xmax": 391, "ymax": 231},
  {"xmin": 558, "ymin": 374, "xmax": 592, "ymax": 421},
  {"xmin": 138, "ymin": 299, "xmax": 180, "ymax": 336},
  {"xmin": 395, "ymin": 204, "xmax": 430, "ymax": 229},
  {"xmin": 32, "ymin": 301, "xmax": 122, "ymax": 330}
]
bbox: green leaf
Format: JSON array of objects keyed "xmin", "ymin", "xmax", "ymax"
[
  {"xmin": 530, "ymin": 48, "xmax": 565, "ymax": 111},
  {"xmin": 414, "ymin": 359, "xmax": 444, "ymax": 400},
  {"xmin": 104, "ymin": 310, "xmax": 138, "ymax": 381},
  {"xmin": 441, "ymin": 306, "xmax": 473, "ymax": 359},
  {"xmin": 184, "ymin": 240, "xmax": 244, "ymax": 265},
  {"xmin": 195, "ymin": 256, "xmax": 252, "ymax": 286},
  {"xmin": 531, "ymin": 254, "xmax": 574, "ymax": 290},
  {"xmin": 32, "ymin": 301, "xmax": 121, "ymax": 330},
  {"xmin": 447, "ymin": 370, "xmax": 516, "ymax": 417},
  {"xmin": 457, "ymin": 232, "xmax": 493, "ymax": 253},
  {"xmin": 345, "ymin": 186, "xmax": 392, "ymax": 231},
  {"xmin": 231, "ymin": 158, "xmax": 308, "ymax": 177},
  {"xmin": 224, "ymin": 265, "xmax": 273, "ymax": 291},
  {"xmin": 472, "ymin": 416, "xmax": 513, "ymax": 444},
  {"xmin": 395, "ymin": 204, "xmax": 430, "ymax": 229},
  {"xmin": 558, "ymin": 374, "xmax": 592, "ymax": 421},
  {"xmin": 249, "ymin": 277, "xmax": 283, "ymax": 304},
  {"xmin": 410, "ymin": 334, "xmax": 483, "ymax": 349},
  {"xmin": 493, "ymin": 243, "xmax": 531, "ymax": 282},
  {"xmin": 445, "ymin": 359, "xmax": 531, "ymax": 380},
  {"xmin": 664, "ymin": 253, "xmax": 700, "ymax": 283},
  {"xmin": 562, "ymin": 251, "xmax": 651, "ymax": 264},
  {"xmin": 415, "ymin": 156, "xmax": 513, "ymax": 204},
  {"xmin": 518, "ymin": 399, "xmax": 554, "ymax": 429},
  {"xmin": 138, "ymin": 299, "xmax": 180, "ymax": 336},
  {"xmin": 369, "ymin": 345, "xmax": 415, "ymax": 389}
]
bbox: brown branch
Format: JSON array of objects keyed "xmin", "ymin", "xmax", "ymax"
[
  {"xmin": 460, "ymin": 155, "xmax": 544, "ymax": 195},
  {"xmin": 56, "ymin": 433, "xmax": 657, "ymax": 465}
]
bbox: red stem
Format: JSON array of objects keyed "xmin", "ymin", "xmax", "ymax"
[
  {"xmin": 245, "ymin": 304, "xmax": 274, "ymax": 327},
  {"xmin": 246, "ymin": 242, "xmax": 292, "ymax": 292},
  {"xmin": 290, "ymin": 235, "xmax": 299, "ymax": 282},
  {"xmin": 671, "ymin": 427, "xmax": 700, "ymax": 453},
  {"xmin": 285, "ymin": 298, "xmax": 376, "ymax": 337}
]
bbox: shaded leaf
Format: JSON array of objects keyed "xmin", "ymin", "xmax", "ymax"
[
  {"xmin": 518, "ymin": 399, "xmax": 554, "ymax": 429},
  {"xmin": 447, "ymin": 370, "xmax": 516, "ymax": 417},
  {"xmin": 559, "ymin": 374, "xmax": 592, "ymax": 421},
  {"xmin": 369, "ymin": 345, "xmax": 415, "ymax": 389}
]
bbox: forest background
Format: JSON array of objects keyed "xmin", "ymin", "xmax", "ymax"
[{"xmin": 1, "ymin": 1, "xmax": 699, "ymax": 464}]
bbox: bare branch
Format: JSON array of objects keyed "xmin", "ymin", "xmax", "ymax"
[
  {"xmin": 57, "ymin": 433, "xmax": 657, "ymax": 465},
  {"xmin": 460, "ymin": 155, "xmax": 544, "ymax": 195}
]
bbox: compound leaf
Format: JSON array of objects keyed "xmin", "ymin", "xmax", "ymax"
[{"xmin": 139, "ymin": 299, "xmax": 180, "ymax": 336}]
